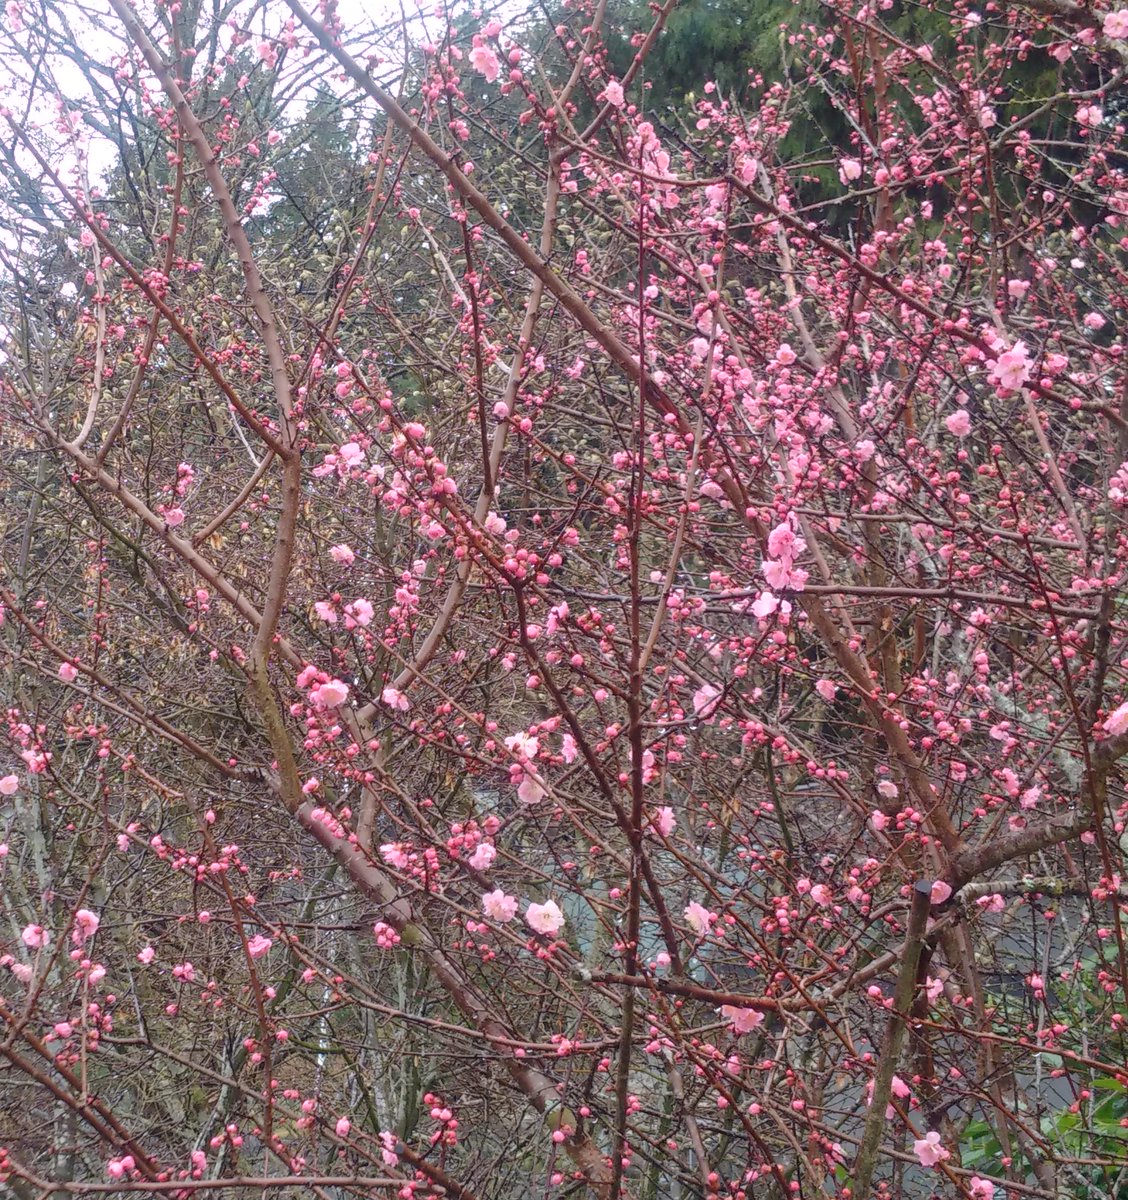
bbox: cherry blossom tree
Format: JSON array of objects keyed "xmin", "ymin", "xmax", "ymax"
[{"xmin": 1, "ymin": 0, "xmax": 1128, "ymax": 1197}]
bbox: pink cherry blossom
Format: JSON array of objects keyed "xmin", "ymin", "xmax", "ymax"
[
  {"xmin": 467, "ymin": 842, "xmax": 496, "ymax": 870},
  {"xmin": 930, "ymin": 880, "xmax": 953, "ymax": 905},
  {"xmin": 865, "ymin": 1073, "xmax": 910, "ymax": 1117},
  {"xmin": 684, "ymin": 900, "xmax": 716, "ymax": 937},
  {"xmin": 481, "ymin": 889, "xmax": 518, "ymax": 922},
  {"xmin": 0, "ymin": 774, "xmax": 18, "ymax": 795},
  {"xmin": 1105, "ymin": 8, "xmax": 1128, "ymax": 38},
  {"xmin": 752, "ymin": 591, "xmax": 779, "ymax": 618},
  {"xmin": 987, "ymin": 340, "xmax": 1032, "ymax": 391},
  {"xmin": 762, "ymin": 557, "xmax": 808, "ymax": 591},
  {"xmin": 58, "ymin": 661, "xmax": 78, "ymax": 683},
  {"xmin": 762, "ymin": 520, "xmax": 809, "ymax": 591},
  {"xmin": 692, "ymin": 683, "xmax": 721, "ymax": 719},
  {"xmin": 381, "ymin": 843, "xmax": 410, "ymax": 869},
  {"xmin": 336, "ymin": 1117, "xmax": 351, "ymax": 1138},
  {"xmin": 912, "ymin": 1130, "xmax": 950, "ymax": 1167},
  {"xmin": 814, "ymin": 679, "xmax": 837, "ymax": 702},
  {"xmin": 72, "ymin": 909, "xmax": 100, "ymax": 943},
  {"xmin": 312, "ymin": 679, "xmax": 350, "ymax": 708},
  {"xmin": 246, "ymin": 934, "xmax": 272, "ymax": 960},
  {"xmin": 329, "ymin": 543, "xmax": 355, "ymax": 565},
  {"xmin": 469, "ymin": 44, "xmax": 500, "ymax": 82},
  {"xmin": 867, "ymin": 1074, "xmax": 912, "ymax": 1118},
  {"xmin": 21, "ymin": 923, "xmax": 49, "ymax": 948},
  {"xmin": 720, "ymin": 1004, "xmax": 764, "ymax": 1034},
  {"xmin": 338, "ymin": 442, "xmax": 364, "ymax": 468},
  {"xmin": 137, "ymin": 946, "xmax": 155, "ymax": 964},
  {"xmin": 604, "ymin": 79, "xmax": 624, "ymax": 107},
  {"xmin": 311, "ymin": 807, "xmax": 345, "ymax": 838},
  {"xmin": 345, "ymin": 597, "xmax": 374, "ymax": 627},
  {"xmin": 505, "ymin": 730, "xmax": 539, "ymax": 759},
  {"xmin": 22, "ymin": 750, "xmax": 47, "ymax": 774},
  {"xmin": 768, "ymin": 523, "xmax": 800, "ymax": 563},
  {"xmin": 525, "ymin": 899, "xmax": 565, "ymax": 934},
  {"xmin": 969, "ymin": 1176, "xmax": 996, "ymax": 1200},
  {"xmin": 945, "ymin": 408, "xmax": 971, "ymax": 436},
  {"xmin": 382, "ymin": 685, "xmax": 410, "ymax": 712},
  {"xmin": 1104, "ymin": 701, "xmax": 1128, "ymax": 736},
  {"xmin": 516, "ymin": 771, "xmax": 546, "ymax": 804},
  {"xmin": 650, "ymin": 806, "xmax": 676, "ymax": 837},
  {"xmin": 839, "ymin": 157, "xmax": 862, "ymax": 182}
]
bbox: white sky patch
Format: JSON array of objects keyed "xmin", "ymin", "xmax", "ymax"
[
  {"xmin": 0, "ymin": 0, "xmax": 445, "ymax": 209},
  {"xmin": 0, "ymin": 0, "xmax": 525, "ymax": 305}
]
